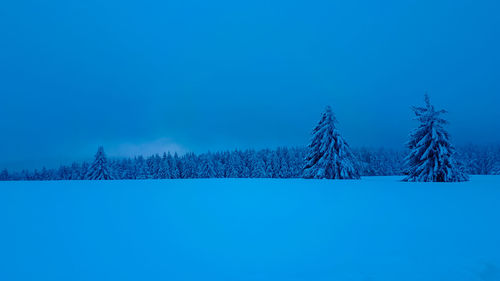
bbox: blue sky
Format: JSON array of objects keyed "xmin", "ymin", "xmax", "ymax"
[{"xmin": 0, "ymin": 0, "xmax": 499, "ymax": 169}]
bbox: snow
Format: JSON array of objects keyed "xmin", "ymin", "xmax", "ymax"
[{"xmin": 1, "ymin": 176, "xmax": 499, "ymax": 281}]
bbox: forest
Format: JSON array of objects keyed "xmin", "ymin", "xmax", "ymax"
[{"xmin": 1, "ymin": 144, "xmax": 498, "ymax": 181}]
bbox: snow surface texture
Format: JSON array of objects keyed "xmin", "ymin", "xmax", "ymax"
[{"xmin": 1, "ymin": 176, "xmax": 499, "ymax": 281}]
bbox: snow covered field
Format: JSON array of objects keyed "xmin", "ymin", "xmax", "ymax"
[{"xmin": 1, "ymin": 176, "xmax": 499, "ymax": 281}]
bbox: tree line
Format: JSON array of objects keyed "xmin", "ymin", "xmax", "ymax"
[
  {"xmin": 0, "ymin": 144, "xmax": 498, "ymax": 181},
  {"xmin": 1, "ymin": 95, "xmax": 499, "ymax": 182}
]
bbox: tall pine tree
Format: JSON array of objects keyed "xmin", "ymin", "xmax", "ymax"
[
  {"xmin": 303, "ymin": 106, "xmax": 360, "ymax": 179},
  {"xmin": 86, "ymin": 146, "xmax": 114, "ymax": 180},
  {"xmin": 404, "ymin": 95, "xmax": 468, "ymax": 182}
]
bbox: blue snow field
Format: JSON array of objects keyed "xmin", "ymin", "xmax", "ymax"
[{"xmin": 1, "ymin": 176, "xmax": 499, "ymax": 281}]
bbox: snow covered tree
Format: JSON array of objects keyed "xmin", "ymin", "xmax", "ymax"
[
  {"xmin": 165, "ymin": 153, "xmax": 178, "ymax": 179},
  {"xmin": 240, "ymin": 150, "xmax": 252, "ymax": 178},
  {"xmin": 212, "ymin": 153, "xmax": 225, "ymax": 178},
  {"xmin": 158, "ymin": 153, "xmax": 171, "ymax": 179},
  {"xmin": 250, "ymin": 151, "xmax": 266, "ymax": 178},
  {"xmin": 68, "ymin": 162, "xmax": 82, "ymax": 180},
  {"xmin": 146, "ymin": 154, "xmax": 161, "ymax": 179},
  {"xmin": 226, "ymin": 151, "xmax": 242, "ymax": 178},
  {"xmin": 134, "ymin": 156, "xmax": 148, "ymax": 179},
  {"xmin": 492, "ymin": 163, "xmax": 500, "ymax": 175},
  {"xmin": 290, "ymin": 147, "xmax": 306, "ymax": 177},
  {"xmin": 303, "ymin": 106, "xmax": 360, "ymax": 179},
  {"xmin": 0, "ymin": 169, "xmax": 9, "ymax": 181},
  {"xmin": 264, "ymin": 152, "xmax": 275, "ymax": 178},
  {"xmin": 182, "ymin": 153, "xmax": 198, "ymax": 178},
  {"xmin": 86, "ymin": 146, "xmax": 114, "ymax": 180},
  {"xmin": 404, "ymin": 95, "xmax": 468, "ymax": 182},
  {"xmin": 57, "ymin": 165, "xmax": 71, "ymax": 180},
  {"xmin": 277, "ymin": 147, "xmax": 292, "ymax": 178},
  {"xmin": 173, "ymin": 153, "xmax": 182, "ymax": 178},
  {"xmin": 198, "ymin": 154, "xmax": 216, "ymax": 178}
]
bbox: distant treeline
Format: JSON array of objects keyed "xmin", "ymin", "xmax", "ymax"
[{"xmin": 0, "ymin": 144, "xmax": 499, "ymax": 181}]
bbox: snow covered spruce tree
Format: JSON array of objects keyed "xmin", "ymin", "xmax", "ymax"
[
  {"xmin": 303, "ymin": 106, "xmax": 360, "ymax": 179},
  {"xmin": 404, "ymin": 95, "xmax": 468, "ymax": 182},
  {"xmin": 86, "ymin": 146, "xmax": 114, "ymax": 180},
  {"xmin": 491, "ymin": 163, "xmax": 500, "ymax": 175}
]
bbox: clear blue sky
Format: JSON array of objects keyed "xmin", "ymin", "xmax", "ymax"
[{"xmin": 1, "ymin": 0, "xmax": 499, "ymax": 169}]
